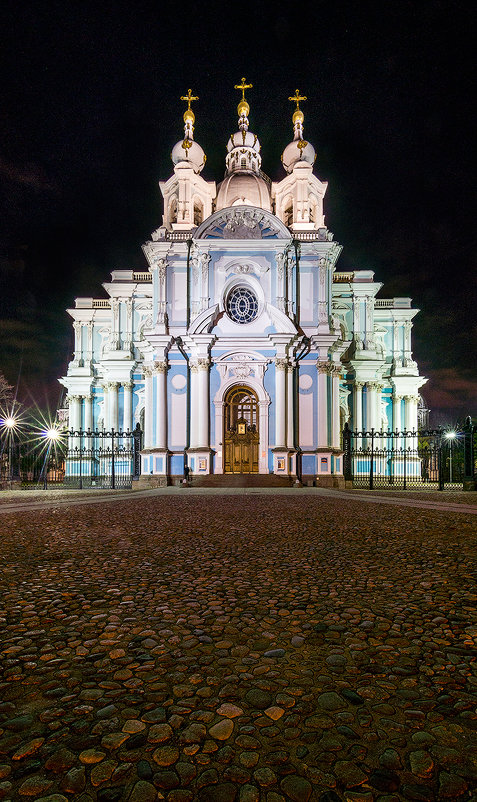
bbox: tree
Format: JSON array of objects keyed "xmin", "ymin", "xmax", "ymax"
[{"xmin": 0, "ymin": 373, "xmax": 14, "ymax": 407}]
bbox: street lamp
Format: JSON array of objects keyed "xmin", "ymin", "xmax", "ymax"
[
  {"xmin": 445, "ymin": 431, "xmax": 456, "ymax": 483},
  {"xmin": 2, "ymin": 415, "xmax": 18, "ymax": 487},
  {"xmin": 42, "ymin": 427, "xmax": 61, "ymax": 489}
]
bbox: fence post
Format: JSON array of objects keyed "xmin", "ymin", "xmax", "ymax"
[
  {"xmin": 343, "ymin": 423, "xmax": 352, "ymax": 481},
  {"xmin": 437, "ymin": 427, "xmax": 444, "ymax": 491},
  {"xmin": 463, "ymin": 416, "xmax": 476, "ymax": 490},
  {"xmin": 369, "ymin": 428, "xmax": 375, "ymax": 491},
  {"xmin": 403, "ymin": 439, "xmax": 407, "ymax": 490},
  {"xmin": 133, "ymin": 424, "xmax": 142, "ymax": 479},
  {"xmin": 111, "ymin": 428, "xmax": 115, "ymax": 490}
]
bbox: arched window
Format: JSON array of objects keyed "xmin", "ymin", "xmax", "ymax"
[
  {"xmin": 193, "ymin": 199, "xmax": 203, "ymax": 226},
  {"xmin": 284, "ymin": 200, "xmax": 293, "ymax": 227},
  {"xmin": 169, "ymin": 197, "xmax": 177, "ymax": 224}
]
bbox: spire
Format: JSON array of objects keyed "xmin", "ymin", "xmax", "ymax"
[
  {"xmin": 234, "ymin": 77, "xmax": 253, "ymax": 133},
  {"xmin": 180, "ymin": 89, "xmax": 199, "ymax": 149},
  {"xmin": 171, "ymin": 89, "xmax": 205, "ymax": 173},
  {"xmin": 282, "ymin": 89, "xmax": 315, "ymax": 174},
  {"xmin": 288, "ymin": 89, "xmax": 307, "ymax": 144}
]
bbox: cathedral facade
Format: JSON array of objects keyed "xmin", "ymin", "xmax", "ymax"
[{"xmin": 60, "ymin": 82, "xmax": 426, "ymax": 485}]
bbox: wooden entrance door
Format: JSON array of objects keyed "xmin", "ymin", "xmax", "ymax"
[{"xmin": 224, "ymin": 387, "xmax": 259, "ymax": 474}]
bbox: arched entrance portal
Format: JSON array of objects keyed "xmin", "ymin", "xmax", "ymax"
[{"xmin": 224, "ymin": 386, "xmax": 259, "ymax": 474}]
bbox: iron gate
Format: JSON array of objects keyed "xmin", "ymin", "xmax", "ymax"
[
  {"xmin": 1, "ymin": 426, "xmax": 142, "ymax": 490},
  {"xmin": 343, "ymin": 425, "xmax": 469, "ymax": 490}
]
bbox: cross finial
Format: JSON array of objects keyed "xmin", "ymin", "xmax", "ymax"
[
  {"xmin": 180, "ymin": 88, "xmax": 199, "ymax": 112},
  {"xmin": 234, "ymin": 77, "xmax": 253, "ymax": 102},
  {"xmin": 288, "ymin": 89, "xmax": 307, "ymax": 111}
]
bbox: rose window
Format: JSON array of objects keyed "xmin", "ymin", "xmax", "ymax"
[{"xmin": 226, "ymin": 286, "xmax": 259, "ymax": 324}]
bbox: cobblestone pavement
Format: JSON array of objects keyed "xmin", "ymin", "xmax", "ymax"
[{"xmin": 0, "ymin": 493, "xmax": 476, "ymax": 801}]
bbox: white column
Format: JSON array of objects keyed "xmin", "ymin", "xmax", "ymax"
[
  {"xmin": 144, "ymin": 368, "xmax": 153, "ymax": 448},
  {"xmin": 109, "ymin": 382, "xmax": 119, "ymax": 431},
  {"xmin": 68, "ymin": 395, "xmax": 81, "ymax": 432},
  {"xmin": 393, "ymin": 394, "xmax": 402, "ymax": 433},
  {"xmin": 200, "ymin": 252, "xmax": 210, "ymax": 313},
  {"xmin": 156, "ymin": 259, "xmax": 167, "ymax": 327},
  {"xmin": 86, "ymin": 323, "xmax": 93, "ymax": 363},
  {"xmin": 123, "ymin": 382, "xmax": 133, "ymax": 432},
  {"xmin": 110, "ymin": 299, "xmax": 119, "ymax": 350},
  {"xmin": 317, "ymin": 361, "xmax": 329, "ymax": 447},
  {"xmin": 189, "ymin": 364, "xmax": 199, "ymax": 448},
  {"xmin": 366, "ymin": 382, "xmax": 378, "ymax": 431},
  {"xmin": 286, "ymin": 364, "xmax": 294, "ymax": 449},
  {"xmin": 354, "ymin": 382, "xmax": 363, "ymax": 433},
  {"xmin": 101, "ymin": 384, "xmax": 109, "ymax": 431},
  {"xmin": 68, "ymin": 395, "xmax": 81, "ymax": 455},
  {"xmin": 405, "ymin": 395, "xmax": 419, "ymax": 448},
  {"xmin": 197, "ymin": 359, "xmax": 210, "ymax": 448},
  {"xmin": 73, "ymin": 322, "xmax": 82, "ymax": 366},
  {"xmin": 155, "ymin": 362, "xmax": 168, "ymax": 449},
  {"xmin": 84, "ymin": 395, "xmax": 93, "ymax": 431},
  {"xmin": 275, "ymin": 359, "xmax": 287, "ymax": 448},
  {"xmin": 404, "ymin": 321, "xmax": 412, "ymax": 364},
  {"xmin": 331, "ymin": 367, "xmax": 341, "ymax": 449},
  {"xmin": 276, "ymin": 252, "xmax": 286, "ymax": 313}
]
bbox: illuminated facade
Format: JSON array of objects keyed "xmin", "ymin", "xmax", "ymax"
[{"xmin": 60, "ymin": 82, "xmax": 426, "ymax": 485}]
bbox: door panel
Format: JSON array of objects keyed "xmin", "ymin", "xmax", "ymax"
[{"xmin": 224, "ymin": 386, "xmax": 260, "ymax": 474}]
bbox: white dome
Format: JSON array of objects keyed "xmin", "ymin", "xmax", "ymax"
[
  {"xmin": 282, "ymin": 139, "xmax": 316, "ymax": 174},
  {"xmin": 227, "ymin": 130, "xmax": 261, "ymax": 154},
  {"xmin": 171, "ymin": 139, "xmax": 206, "ymax": 174},
  {"xmin": 215, "ymin": 172, "xmax": 271, "ymax": 212}
]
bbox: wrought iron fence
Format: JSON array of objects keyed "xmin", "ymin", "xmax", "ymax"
[
  {"xmin": 343, "ymin": 424, "xmax": 469, "ymax": 490},
  {"xmin": 0, "ymin": 426, "xmax": 142, "ymax": 490}
]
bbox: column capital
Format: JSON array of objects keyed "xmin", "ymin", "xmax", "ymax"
[
  {"xmin": 190, "ymin": 362, "xmax": 199, "ymax": 374},
  {"xmin": 316, "ymin": 360, "xmax": 329, "ymax": 374},
  {"xmin": 197, "ymin": 358, "xmax": 210, "ymax": 371},
  {"xmin": 123, "ymin": 381, "xmax": 134, "ymax": 390},
  {"xmin": 405, "ymin": 394, "xmax": 420, "ymax": 404},
  {"xmin": 275, "ymin": 358, "xmax": 288, "ymax": 371},
  {"xmin": 367, "ymin": 381, "xmax": 381, "ymax": 391},
  {"xmin": 68, "ymin": 394, "xmax": 81, "ymax": 403},
  {"xmin": 393, "ymin": 393, "xmax": 403, "ymax": 402},
  {"xmin": 143, "ymin": 366, "xmax": 154, "ymax": 378},
  {"xmin": 154, "ymin": 360, "xmax": 168, "ymax": 374},
  {"xmin": 354, "ymin": 380, "xmax": 364, "ymax": 390}
]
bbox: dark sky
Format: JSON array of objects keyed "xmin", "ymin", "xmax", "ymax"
[{"xmin": 1, "ymin": 0, "xmax": 476, "ymax": 421}]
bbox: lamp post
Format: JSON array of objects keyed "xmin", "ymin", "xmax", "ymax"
[
  {"xmin": 42, "ymin": 428, "xmax": 60, "ymax": 490},
  {"xmin": 3, "ymin": 416, "xmax": 18, "ymax": 488},
  {"xmin": 445, "ymin": 431, "xmax": 456, "ymax": 484}
]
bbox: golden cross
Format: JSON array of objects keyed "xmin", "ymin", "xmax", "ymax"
[
  {"xmin": 180, "ymin": 89, "xmax": 199, "ymax": 111},
  {"xmin": 234, "ymin": 77, "xmax": 253, "ymax": 102},
  {"xmin": 288, "ymin": 89, "xmax": 307, "ymax": 111}
]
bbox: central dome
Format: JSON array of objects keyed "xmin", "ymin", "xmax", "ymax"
[{"xmin": 215, "ymin": 172, "xmax": 271, "ymax": 211}]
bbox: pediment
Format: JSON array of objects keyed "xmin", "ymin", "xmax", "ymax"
[{"xmin": 194, "ymin": 206, "xmax": 291, "ymax": 240}]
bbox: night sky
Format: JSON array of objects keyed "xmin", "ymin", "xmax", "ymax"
[{"xmin": 1, "ymin": 1, "xmax": 476, "ymax": 422}]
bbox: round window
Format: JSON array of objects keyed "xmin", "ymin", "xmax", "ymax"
[{"xmin": 226, "ymin": 286, "xmax": 259, "ymax": 324}]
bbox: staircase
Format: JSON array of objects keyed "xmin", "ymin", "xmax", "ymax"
[{"xmin": 188, "ymin": 474, "xmax": 298, "ymax": 488}]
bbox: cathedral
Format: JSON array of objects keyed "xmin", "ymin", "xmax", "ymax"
[{"xmin": 60, "ymin": 80, "xmax": 426, "ymax": 486}]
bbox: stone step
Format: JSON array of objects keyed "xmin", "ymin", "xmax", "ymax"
[{"xmin": 187, "ymin": 474, "xmax": 297, "ymax": 488}]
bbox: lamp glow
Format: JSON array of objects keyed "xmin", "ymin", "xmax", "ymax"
[
  {"xmin": 445, "ymin": 431, "xmax": 456, "ymax": 440},
  {"xmin": 4, "ymin": 416, "xmax": 17, "ymax": 429}
]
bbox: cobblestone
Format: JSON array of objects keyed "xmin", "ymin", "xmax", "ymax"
[{"xmin": 0, "ymin": 492, "xmax": 476, "ymax": 800}]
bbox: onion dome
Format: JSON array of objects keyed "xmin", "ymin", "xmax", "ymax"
[
  {"xmin": 225, "ymin": 77, "xmax": 262, "ymax": 174},
  {"xmin": 282, "ymin": 89, "xmax": 316, "ymax": 174},
  {"xmin": 216, "ymin": 77, "xmax": 271, "ymax": 211},
  {"xmin": 171, "ymin": 89, "xmax": 206, "ymax": 174}
]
